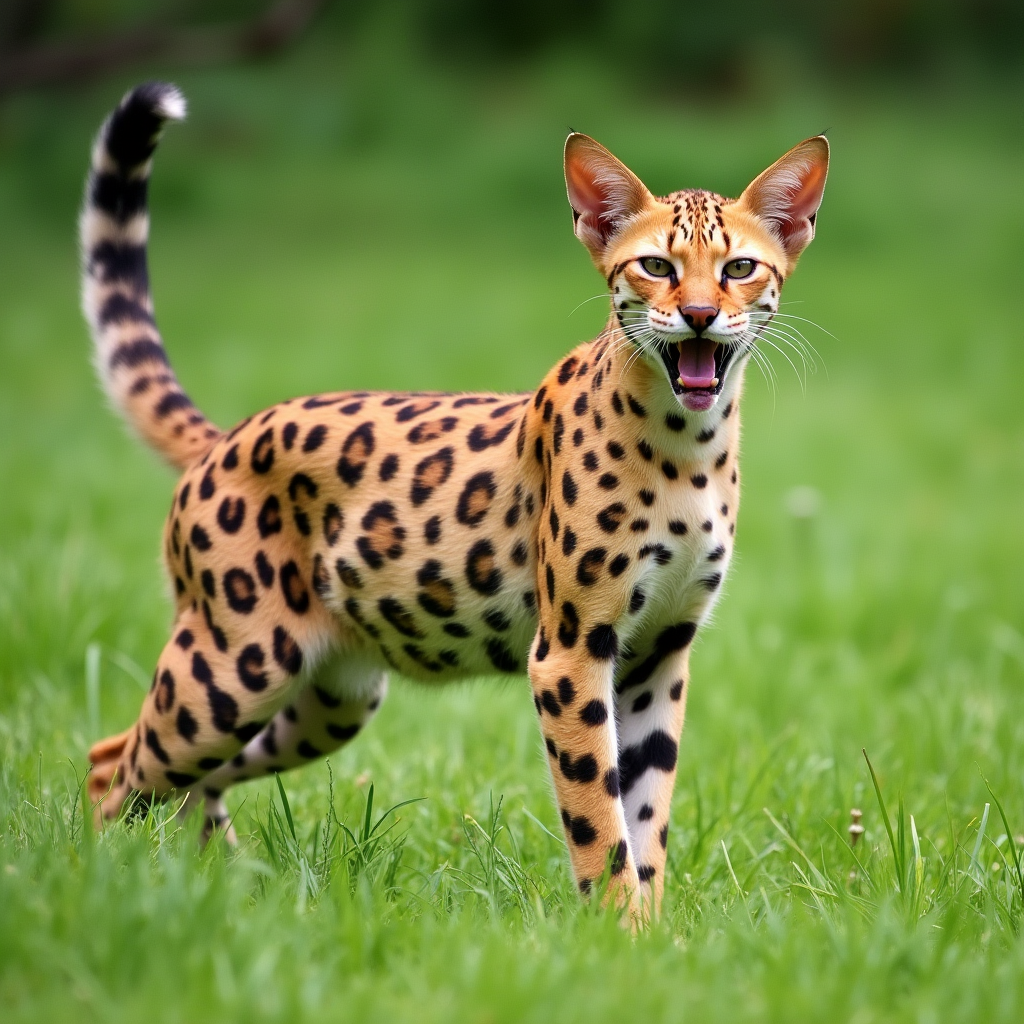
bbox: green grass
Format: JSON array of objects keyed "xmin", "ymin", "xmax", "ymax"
[{"xmin": 2, "ymin": 35, "xmax": 1024, "ymax": 1022}]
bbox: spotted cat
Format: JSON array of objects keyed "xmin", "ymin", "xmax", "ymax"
[{"xmin": 83, "ymin": 83, "xmax": 828, "ymax": 921}]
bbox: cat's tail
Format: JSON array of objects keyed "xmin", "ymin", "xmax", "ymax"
[{"xmin": 80, "ymin": 82, "xmax": 221, "ymax": 471}]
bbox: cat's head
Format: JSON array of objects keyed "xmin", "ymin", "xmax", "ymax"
[{"xmin": 565, "ymin": 133, "xmax": 828, "ymax": 412}]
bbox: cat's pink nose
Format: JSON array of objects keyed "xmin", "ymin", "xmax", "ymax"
[{"xmin": 680, "ymin": 306, "xmax": 719, "ymax": 333}]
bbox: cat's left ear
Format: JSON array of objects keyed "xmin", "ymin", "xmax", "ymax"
[
  {"xmin": 564, "ymin": 133, "xmax": 653, "ymax": 264},
  {"xmin": 738, "ymin": 136, "xmax": 829, "ymax": 262}
]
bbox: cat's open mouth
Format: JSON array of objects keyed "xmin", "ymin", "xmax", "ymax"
[{"xmin": 659, "ymin": 339, "xmax": 736, "ymax": 411}]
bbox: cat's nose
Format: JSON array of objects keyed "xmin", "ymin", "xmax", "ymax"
[{"xmin": 680, "ymin": 306, "xmax": 719, "ymax": 333}]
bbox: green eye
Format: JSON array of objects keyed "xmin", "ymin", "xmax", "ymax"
[
  {"xmin": 640, "ymin": 256, "xmax": 673, "ymax": 277},
  {"xmin": 723, "ymin": 258, "xmax": 756, "ymax": 280}
]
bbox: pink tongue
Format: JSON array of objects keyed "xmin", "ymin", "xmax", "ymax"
[{"xmin": 677, "ymin": 340, "xmax": 718, "ymax": 388}]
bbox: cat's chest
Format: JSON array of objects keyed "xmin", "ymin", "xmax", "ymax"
[{"xmin": 630, "ymin": 465, "xmax": 736, "ymax": 630}]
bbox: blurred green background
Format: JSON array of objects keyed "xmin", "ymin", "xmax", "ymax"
[{"xmin": 1, "ymin": 3, "xmax": 1023, "ymax": 1022}]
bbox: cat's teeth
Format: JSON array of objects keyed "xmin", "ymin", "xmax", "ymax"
[{"xmin": 712, "ymin": 377, "xmax": 719, "ymax": 387}]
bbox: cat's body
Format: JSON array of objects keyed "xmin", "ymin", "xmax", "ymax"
[{"xmin": 84, "ymin": 83, "xmax": 827, "ymax": 921}]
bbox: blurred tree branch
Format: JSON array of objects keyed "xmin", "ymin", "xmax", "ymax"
[{"xmin": 0, "ymin": 0, "xmax": 329, "ymax": 96}]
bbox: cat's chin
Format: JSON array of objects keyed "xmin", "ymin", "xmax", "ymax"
[{"xmin": 680, "ymin": 391, "xmax": 718, "ymax": 412}]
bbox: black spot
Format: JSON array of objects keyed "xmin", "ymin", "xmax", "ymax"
[
  {"xmin": 154, "ymin": 392, "xmax": 193, "ymax": 419},
  {"xmin": 637, "ymin": 864, "xmax": 657, "ymax": 882},
  {"xmin": 424, "ymin": 516, "xmax": 442, "ymax": 544},
  {"xmin": 659, "ymin": 824, "xmax": 669, "ymax": 848},
  {"xmin": 297, "ymin": 740, "xmax": 321, "ymax": 759},
  {"xmin": 668, "ymin": 520, "xmax": 687, "ymax": 535},
  {"xmin": 288, "ymin": 473, "xmax": 318, "ymax": 502},
  {"xmin": 609, "ymin": 553, "xmax": 629, "ymax": 576},
  {"xmin": 562, "ymin": 527, "xmax": 577, "ymax": 557},
  {"xmin": 638, "ymin": 489, "xmax": 655, "ymax": 506},
  {"xmin": 379, "ymin": 597, "xmax": 423, "ymax": 638},
  {"xmin": 535, "ymin": 628, "xmax": 550, "ymax": 662},
  {"xmin": 669, "ymin": 680, "xmax": 684, "ymax": 701},
  {"xmin": 327, "ymin": 723, "xmax": 361, "ymax": 742},
  {"xmin": 604, "ymin": 768, "xmax": 621, "ymax": 797},
  {"xmin": 200, "ymin": 569, "xmax": 216, "ymax": 598},
  {"xmin": 637, "ymin": 440, "xmax": 653, "ymax": 461},
  {"xmin": 574, "ymin": 393, "xmax": 589, "ymax": 415},
  {"xmin": 236, "ymin": 644, "xmax": 268, "ymax": 691},
  {"xmin": 662, "ymin": 461, "xmax": 678, "ymax": 480},
  {"xmin": 715, "ymin": 450, "xmax": 729, "ymax": 469},
  {"xmin": 545, "ymin": 564, "xmax": 555, "ymax": 602},
  {"xmin": 598, "ymin": 473, "xmax": 619, "ymax": 490},
  {"xmin": 396, "ymin": 400, "xmax": 441, "ymax": 423},
  {"xmin": 485, "ymin": 638, "xmax": 520, "ymax": 673},
  {"xmin": 573, "ymin": 428, "xmax": 584, "ymax": 447},
  {"xmin": 553, "ymin": 413, "xmax": 565, "ymax": 455},
  {"xmin": 280, "ymin": 561, "xmax": 310, "ymax": 614},
  {"xmin": 378, "ymin": 454, "xmax": 399, "ymax": 481},
  {"xmin": 561, "ymin": 471, "xmax": 578, "ymax": 506},
  {"xmin": 456, "ymin": 471, "xmax": 497, "ymax": 527},
  {"xmin": 607, "ymin": 440, "xmax": 625, "ymax": 459},
  {"xmin": 408, "ymin": 416, "xmax": 458, "ymax": 444},
  {"xmin": 222, "ymin": 445, "xmax": 239, "ymax": 470},
  {"xmin": 257, "ymin": 495, "xmax": 282, "ymax": 538},
  {"xmin": 701, "ymin": 520, "xmax": 713, "ymax": 532},
  {"xmin": 179, "ymin": 483, "xmax": 191, "ymax": 510},
  {"xmin": 582, "ymin": 451, "xmax": 599, "ymax": 471},
  {"xmin": 282, "ymin": 422, "xmax": 299, "ymax": 449},
  {"xmin": 691, "ymin": 474, "xmax": 708, "ymax": 489},
  {"xmin": 702, "ymin": 573, "xmax": 723, "ymax": 590},
  {"xmin": 176, "ymin": 707, "xmax": 197, "ymax": 743},
  {"xmin": 255, "ymin": 551, "xmax": 275, "ymax": 587},
  {"xmin": 577, "ymin": 548, "xmax": 607, "ymax": 586},
  {"xmin": 558, "ymin": 602, "xmax": 579, "ymax": 648},
  {"xmin": 337, "ymin": 422, "xmax": 375, "ymax": 486},
  {"xmin": 189, "ymin": 524, "xmax": 212, "ymax": 553},
  {"xmin": 618, "ymin": 730, "xmax": 679, "ymax": 795},
  {"xmin": 638, "ymin": 804, "xmax": 654, "ymax": 821},
  {"xmin": 465, "ymin": 539, "xmax": 502, "ymax": 596},
  {"xmin": 611, "ymin": 391, "xmax": 624, "ymax": 415},
  {"xmin": 666, "ymin": 413, "xmax": 686, "ymax": 432},
  {"xmin": 631, "ymin": 691, "xmax": 652, "ymax": 713},
  {"xmin": 198, "ymin": 758, "xmax": 223, "ymax": 771},
  {"xmin": 511, "ymin": 540, "xmax": 528, "ymax": 565},
  {"xmin": 216, "ymin": 495, "xmax": 245, "ymax": 534},
  {"xmin": 224, "ymin": 568, "xmax": 257, "ymax": 613},
  {"xmin": 273, "ymin": 625, "xmax": 303, "ymax": 675},
  {"xmin": 411, "ymin": 447, "xmax": 455, "ymax": 506},
  {"xmin": 617, "ymin": 622, "xmax": 697, "ymax": 693},
  {"xmin": 251, "ymin": 429, "xmax": 275, "ymax": 474},
  {"xmin": 234, "ymin": 722, "xmax": 263, "ymax": 744},
  {"xmin": 443, "ymin": 622, "xmax": 470, "ymax": 638},
  {"xmin": 549, "ymin": 506, "xmax": 560, "ymax": 541},
  {"xmin": 627, "ymin": 394, "xmax": 647, "ymax": 417},
  {"xmin": 696, "ymin": 427, "xmax": 716, "ymax": 443},
  {"xmin": 558, "ymin": 357, "xmax": 579, "ymax": 383},
  {"xmin": 175, "ymin": 630, "xmax": 194, "ymax": 650},
  {"xmin": 597, "ymin": 502, "xmax": 626, "ymax": 534},
  {"xmin": 586, "ymin": 624, "xmax": 618, "ymax": 660},
  {"xmin": 557, "ymin": 676, "xmax": 576, "ymax": 704},
  {"xmin": 199, "ymin": 465, "xmax": 216, "ymax": 500},
  {"xmin": 638, "ymin": 543, "xmax": 672, "ymax": 566},
  {"xmin": 483, "ymin": 608, "xmax": 510, "ymax": 632},
  {"xmin": 563, "ymin": 812, "xmax": 597, "ymax": 847},
  {"xmin": 322, "ymin": 504, "xmax": 344, "ymax": 546},
  {"xmin": 559, "ymin": 750, "xmax": 598, "ymax": 783}
]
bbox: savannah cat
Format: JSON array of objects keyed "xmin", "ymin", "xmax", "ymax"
[{"xmin": 83, "ymin": 82, "xmax": 828, "ymax": 921}]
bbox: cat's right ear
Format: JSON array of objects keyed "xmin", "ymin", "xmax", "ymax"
[{"xmin": 564, "ymin": 134, "xmax": 652, "ymax": 264}]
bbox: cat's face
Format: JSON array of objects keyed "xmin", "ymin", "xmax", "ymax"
[{"xmin": 565, "ymin": 135, "xmax": 829, "ymax": 412}]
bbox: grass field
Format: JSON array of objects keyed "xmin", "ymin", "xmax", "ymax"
[{"xmin": 1, "ymin": 35, "xmax": 1023, "ymax": 1022}]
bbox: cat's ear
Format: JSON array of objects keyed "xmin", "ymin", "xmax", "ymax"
[
  {"xmin": 564, "ymin": 133, "xmax": 652, "ymax": 262},
  {"xmin": 738, "ymin": 136, "xmax": 829, "ymax": 262}
]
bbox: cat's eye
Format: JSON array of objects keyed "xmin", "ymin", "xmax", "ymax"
[
  {"xmin": 723, "ymin": 258, "xmax": 756, "ymax": 280},
  {"xmin": 639, "ymin": 256, "xmax": 673, "ymax": 278}
]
